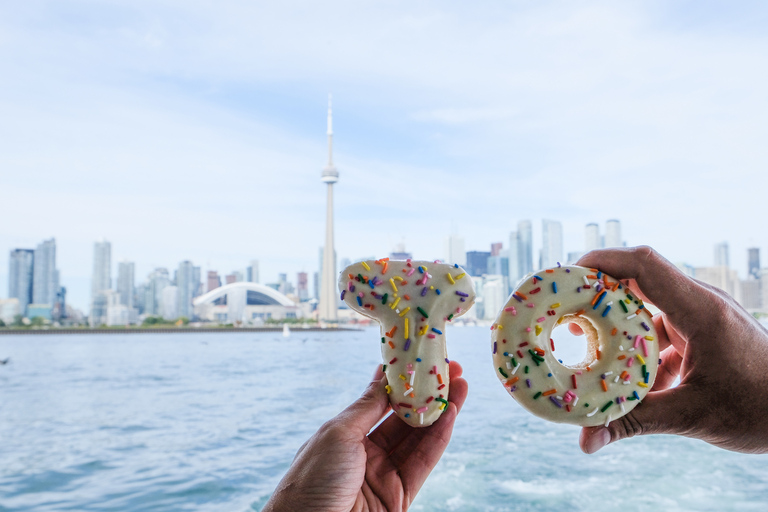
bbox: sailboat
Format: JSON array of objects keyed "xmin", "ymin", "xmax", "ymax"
[{"xmin": 282, "ymin": 324, "xmax": 290, "ymax": 338}]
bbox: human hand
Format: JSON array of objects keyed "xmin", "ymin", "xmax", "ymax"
[
  {"xmin": 570, "ymin": 246, "xmax": 768, "ymax": 454},
  {"xmin": 262, "ymin": 360, "xmax": 468, "ymax": 512}
]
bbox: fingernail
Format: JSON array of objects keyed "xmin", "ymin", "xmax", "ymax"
[{"xmin": 585, "ymin": 428, "xmax": 611, "ymax": 454}]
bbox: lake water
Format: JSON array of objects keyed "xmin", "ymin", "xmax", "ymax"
[{"xmin": 1, "ymin": 327, "xmax": 767, "ymax": 511}]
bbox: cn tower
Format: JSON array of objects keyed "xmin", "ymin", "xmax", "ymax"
[{"xmin": 318, "ymin": 95, "xmax": 339, "ymax": 322}]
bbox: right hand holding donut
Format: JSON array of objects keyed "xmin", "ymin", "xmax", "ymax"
[{"xmin": 573, "ymin": 246, "xmax": 768, "ymax": 454}]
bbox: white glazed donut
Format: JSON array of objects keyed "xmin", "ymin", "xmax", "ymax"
[
  {"xmin": 490, "ymin": 265, "xmax": 659, "ymax": 427},
  {"xmin": 339, "ymin": 259, "xmax": 476, "ymax": 427}
]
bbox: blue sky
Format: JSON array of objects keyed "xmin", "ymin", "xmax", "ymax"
[{"xmin": 2, "ymin": 1, "xmax": 768, "ymax": 311}]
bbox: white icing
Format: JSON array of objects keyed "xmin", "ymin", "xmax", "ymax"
[
  {"xmin": 339, "ymin": 259, "xmax": 476, "ymax": 427},
  {"xmin": 490, "ymin": 265, "xmax": 659, "ymax": 427}
]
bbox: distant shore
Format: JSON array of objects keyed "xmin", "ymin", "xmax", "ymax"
[{"xmin": 0, "ymin": 326, "xmax": 364, "ymax": 335}]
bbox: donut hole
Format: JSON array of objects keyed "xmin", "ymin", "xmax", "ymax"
[{"xmin": 550, "ymin": 315, "xmax": 599, "ymax": 369}]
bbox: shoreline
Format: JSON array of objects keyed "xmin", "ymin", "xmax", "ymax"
[{"xmin": 0, "ymin": 326, "xmax": 363, "ymax": 335}]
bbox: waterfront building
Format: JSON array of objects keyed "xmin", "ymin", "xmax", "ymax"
[
  {"xmin": 748, "ymin": 248, "xmax": 760, "ymax": 279},
  {"xmin": 91, "ymin": 240, "xmax": 111, "ymax": 298},
  {"xmin": 145, "ymin": 268, "xmax": 170, "ymax": 316},
  {"xmin": 605, "ymin": 219, "xmax": 622, "ymax": 248},
  {"xmin": 176, "ymin": 260, "xmax": 199, "ymax": 320},
  {"xmin": 714, "ymin": 242, "xmax": 729, "ymax": 267},
  {"xmin": 0, "ymin": 298, "xmax": 20, "ymax": 324},
  {"xmin": 444, "ymin": 235, "xmax": 466, "ymax": 266},
  {"xmin": 207, "ymin": 271, "xmax": 221, "ymax": 292},
  {"xmin": 26, "ymin": 304, "xmax": 53, "ymax": 321},
  {"xmin": 567, "ymin": 251, "xmax": 584, "ymax": 264},
  {"xmin": 297, "ymin": 272, "xmax": 309, "ymax": 301},
  {"xmin": 246, "ymin": 260, "xmax": 260, "ymax": 283},
  {"xmin": 161, "ymin": 286, "xmax": 179, "ymax": 320},
  {"xmin": 465, "ymin": 251, "xmax": 490, "ymax": 277},
  {"xmin": 585, "ymin": 223, "xmax": 601, "ymax": 252},
  {"xmin": 106, "ymin": 291, "xmax": 136, "ymax": 326},
  {"xmin": 117, "ymin": 261, "xmax": 135, "ymax": 309},
  {"xmin": 739, "ymin": 278, "xmax": 762, "ymax": 312},
  {"xmin": 508, "ymin": 231, "xmax": 520, "ymax": 283},
  {"xmin": 482, "ymin": 275, "xmax": 507, "ymax": 321},
  {"xmin": 8, "ymin": 248, "xmax": 34, "ymax": 316},
  {"xmin": 32, "ymin": 238, "xmax": 58, "ymax": 309},
  {"xmin": 517, "ymin": 220, "xmax": 533, "ymax": 276},
  {"xmin": 541, "ymin": 219, "xmax": 563, "ymax": 268},
  {"xmin": 193, "ymin": 282, "xmax": 303, "ymax": 324},
  {"xmin": 319, "ymin": 95, "xmax": 339, "ymax": 322}
]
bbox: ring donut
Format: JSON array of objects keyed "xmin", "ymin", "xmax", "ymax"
[{"xmin": 490, "ymin": 265, "xmax": 659, "ymax": 427}]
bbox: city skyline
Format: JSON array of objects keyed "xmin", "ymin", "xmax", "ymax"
[
  {"xmin": 3, "ymin": 3, "xmax": 768, "ymax": 311},
  {"xmin": 3, "ymin": 221, "xmax": 764, "ymax": 314}
]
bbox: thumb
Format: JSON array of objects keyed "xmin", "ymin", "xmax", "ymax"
[
  {"xmin": 580, "ymin": 385, "xmax": 695, "ymax": 454},
  {"xmin": 336, "ymin": 366, "xmax": 390, "ymax": 435}
]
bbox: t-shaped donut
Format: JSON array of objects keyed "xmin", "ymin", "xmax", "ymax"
[{"xmin": 339, "ymin": 259, "xmax": 476, "ymax": 427}]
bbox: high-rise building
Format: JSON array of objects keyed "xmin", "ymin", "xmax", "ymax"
[
  {"xmin": 319, "ymin": 95, "xmax": 339, "ymax": 322},
  {"xmin": 714, "ymin": 242, "xmax": 729, "ymax": 267},
  {"xmin": 605, "ymin": 219, "xmax": 622, "ymax": 248},
  {"xmin": 91, "ymin": 240, "xmax": 112, "ymax": 324},
  {"xmin": 207, "ymin": 271, "xmax": 221, "ymax": 292},
  {"xmin": 466, "ymin": 251, "xmax": 490, "ymax": 277},
  {"xmin": 748, "ymin": 248, "xmax": 760, "ymax": 279},
  {"xmin": 8, "ymin": 249, "xmax": 34, "ymax": 316},
  {"xmin": 490, "ymin": 242, "xmax": 503, "ymax": 257},
  {"xmin": 176, "ymin": 261, "xmax": 198, "ymax": 320},
  {"xmin": 117, "ymin": 261, "xmax": 135, "ymax": 309},
  {"xmin": 225, "ymin": 274, "xmax": 237, "ymax": 285},
  {"xmin": 517, "ymin": 220, "xmax": 533, "ymax": 276},
  {"xmin": 32, "ymin": 238, "xmax": 58, "ymax": 307},
  {"xmin": 585, "ymin": 223, "xmax": 601, "ymax": 252},
  {"xmin": 247, "ymin": 260, "xmax": 260, "ymax": 283},
  {"xmin": 161, "ymin": 286, "xmax": 179, "ymax": 320},
  {"xmin": 541, "ymin": 219, "xmax": 563, "ymax": 268},
  {"xmin": 146, "ymin": 268, "xmax": 171, "ymax": 316},
  {"xmin": 297, "ymin": 272, "xmax": 309, "ymax": 301},
  {"xmin": 444, "ymin": 235, "xmax": 466, "ymax": 266},
  {"xmin": 482, "ymin": 275, "xmax": 507, "ymax": 321},
  {"xmin": 508, "ymin": 231, "xmax": 520, "ymax": 283}
]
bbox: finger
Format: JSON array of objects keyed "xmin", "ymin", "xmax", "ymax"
[
  {"xmin": 367, "ymin": 361, "xmax": 466, "ymax": 453},
  {"xmin": 568, "ymin": 323, "xmax": 584, "ymax": 336},
  {"xmin": 651, "ymin": 346, "xmax": 683, "ymax": 391},
  {"xmin": 335, "ymin": 365, "xmax": 390, "ymax": 436},
  {"xmin": 576, "ymin": 247, "xmax": 713, "ymax": 323},
  {"xmin": 580, "ymin": 385, "xmax": 696, "ymax": 453}
]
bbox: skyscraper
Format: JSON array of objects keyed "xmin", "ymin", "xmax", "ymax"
[
  {"xmin": 508, "ymin": 230, "xmax": 520, "ymax": 283},
  {"xmin": 207, "ymin": 271, "xmax": 221, "ymax": 292},
  {"xmin": 176, "ymin": 260, "xmax": 198, "ymax": 319},
  {"xmin": 247, "ymin": 260, "xmax": 260, "ymax": 283},
  {"xmin": 91, "ymin": 240, "xmax": 112, "ymax": 325},
  {"xmin": 319, "ymin": 95, "xmax": 339, "ymax": 322},
  {"xmin": 605, "ymin": 219, "xmax": 622, "ymax": 248},
  {"xmin": 517, "ymin": 220, "xmax": 533, "ymax": 276},
  {"xmin": 91, "ymin": 240, "xmax": 111, "ymax": 297},
  {"xmin": 466, "ymin": 251, "xmax": 491, "ymax": 277},
  {"xmin": 748, "ymin": 248, "xmax": 760, "ymax": 279},
  {"xmin": 444, "ymin": 234, "xmax": 466, "ymax": 266},
  {"xmin": 541, "ymin": 219, "xmax": 563, "ymax": 268},
  {"xmin": 32, "ymin": 238, "xmax": 58, "ymax": 307},
  {"xmin": 297, "ymin": 272, "xmax": 309, "ymax": 301},
  {"xmin": 490, "ymin": 242, "xmax": 503, "ymax": 257},
  {"xmin": 117, "ymin": 261, "xmax": 135, "ymax": 309},
  {"xmin": 714, "ymin": 242, "xmax": 729, "ymax": 267},
  {"xmin": 585, "ymin": 223, "xmax": 601, "ymax": 252},
  {"xmin": 8, "ymin": 249, "xmax": 34, "ymax": 316}
]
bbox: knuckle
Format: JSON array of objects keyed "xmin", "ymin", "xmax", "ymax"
[{"xmin": 612, "ymin": 411, "xmax": 644, "ymax": 441}]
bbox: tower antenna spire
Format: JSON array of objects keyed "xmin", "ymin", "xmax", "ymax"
[{"xmin": 327, "ymin": 94, "xmax": 333, "ymax": 166}]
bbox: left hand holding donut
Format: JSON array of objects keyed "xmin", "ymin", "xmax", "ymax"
[
  {"xmin": 575, "ymin": 246, "xmax": 768, "ymax": 454},
  {"xmin": 263, "ymin": 361, "xmax": 468, "ymax": 512}
]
